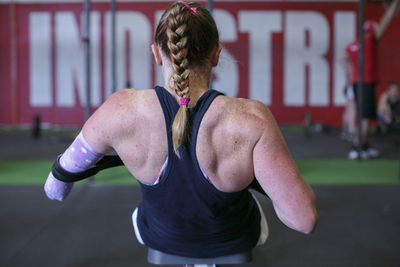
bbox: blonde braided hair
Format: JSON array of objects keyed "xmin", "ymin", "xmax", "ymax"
[{"xmin": 155, "ymin": 1, "xmax": 219, "ymax": 157}]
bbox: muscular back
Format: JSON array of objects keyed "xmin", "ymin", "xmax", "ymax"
[
  {"xmin": 84, "ymin": 89, "xmax": 264, "ymax": 192},
  {"xmin": 196, "ymin": 95, "xmax": 268, "ymax": 192},
  {"xmin": 83, "ymin": 87, "xmax": 317, "ymax": 234}
]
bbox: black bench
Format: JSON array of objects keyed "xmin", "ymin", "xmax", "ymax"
[{"xmin": 147, "ymin": 248, "xmax": 252, "ymax": 267}]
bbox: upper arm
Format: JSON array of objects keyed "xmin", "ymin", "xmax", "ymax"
[
  {"xmin": 252, "ymin": 107, "xmax": 309, "ymax": 204},
  {"xmin": 375, "ymin": 0, "xmax": 400, "ymax": 40},
  {"xmin": 340, "ymin": 50, "xmax": 350, "ymax": 66},
  {"xmin": 252, "ymin": 105, "xmax": 317, "ymax": 233},
  {"xmin": 82, "ymin": 89, "xmax": 135, "ymax": 154},
  {"xmin": 378, "ymin": 92, "xmax": 388, "ymax": 110}
]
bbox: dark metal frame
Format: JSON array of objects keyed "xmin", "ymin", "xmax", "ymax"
[
  {"xmin": 357, "ymin": 0, "xmax": 365, "ymax": 159},
  {"xmin": 83, "ymin": 0, "xmax": 117, "ymax": 120}
]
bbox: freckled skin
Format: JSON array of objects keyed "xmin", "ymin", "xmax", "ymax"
[
  {"xmin": 82, "ymin": 88, "xmax": 318, "ymax": 234},
  {"xmin": 81, "ymin": 43, "xmax": 317, "ymax": 234}
]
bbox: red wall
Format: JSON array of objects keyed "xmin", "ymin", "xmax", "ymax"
[
  {"xmin": 0, "ymin": 1, "xmax": 399, "ymax": 127},
  {"xmin": 0, "ymin": 4, "xmax": 12, "ymax": 125}
]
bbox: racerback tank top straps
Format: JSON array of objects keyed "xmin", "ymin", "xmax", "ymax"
[{"xmin": 136, "ymin": 86, "xmax": 261, "ymax": 258}]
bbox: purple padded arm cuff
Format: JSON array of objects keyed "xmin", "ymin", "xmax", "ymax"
[
  {"xmin": 59, "ymin": 132, "xmax": 104, "ymax": 172},
  {"xmin": 44, "ymin": 131, "xmax": 104, "ymax": 201}
]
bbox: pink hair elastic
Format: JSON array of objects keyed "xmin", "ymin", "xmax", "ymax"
[
  {"xmin": 180, "ymin": 97, "xmax": 191, "ymax": 107},
  {"xmin": 178, "ymin": 1, "xmax": 197, "ymax": 14}
]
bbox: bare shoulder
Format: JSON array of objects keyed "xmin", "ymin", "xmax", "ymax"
[
  {"xmin": 89, "ymin": 88, "xmax": 157, "ymax": 122},
  {"xmin": 211, "ymin": 95, "xmax": 277, "ymax": 137},
  {"xmin": 82, "ymin": 88, "xmax": 158, "ymax": 152},
  {"xmin": 100, "ymin": 88, "xmax": 156, "ymax": 112},
  {"xmin": 217, "ymin": 95, "xmax": 273, "ymax": 120}
]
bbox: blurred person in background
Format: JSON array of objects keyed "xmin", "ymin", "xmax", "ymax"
[
  {"xmin": 377, "ymin": 81, "xmax": 400, "ymax": 133},
  {"xmin": 343, "ymin": 0, "xmax": 400, "ymax": 159},
  {"xmin": 340, "ymin": 52, "xmax": 356, "ymax": 142}
]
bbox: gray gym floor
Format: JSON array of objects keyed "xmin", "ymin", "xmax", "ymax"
[
  {"xmin": 1, "ymin": 184, "xmax": 399, "ymax": 267},
  {"xmin": 1, "ymin": 129, "xmax": 399, "ymax": 266}
]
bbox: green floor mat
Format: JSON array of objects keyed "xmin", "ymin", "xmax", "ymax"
[
  {"xmin": 0, "ymin": 160, "xmax": 136, "ymax": 185},
  {"xmin": 296, "ymin": 159, "xmax": 399, "ymax": 185},
  {"xmin": 0, "ymin": 159, "xmax": 398, "ymax": 185}
]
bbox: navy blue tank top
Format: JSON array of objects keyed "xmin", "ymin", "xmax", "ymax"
[{"xmin": 136, "ymin": 86, "xmax": 261, "ymax": 258}]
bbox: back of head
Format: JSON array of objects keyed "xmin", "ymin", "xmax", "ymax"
[
  {"xmin": 154, "ymin": 1, "xmax": 219, "ymax": 157},
  {"xmin": 389, "ymin": 81, "xmax": 398, "ymax": 89},
  {"xmin": 388, "ymin": 81, "xmax": 399, "ymax": 99},
  {"xmin": 363, "ymin": 20, "xmax": 377, "ymax": 35}
]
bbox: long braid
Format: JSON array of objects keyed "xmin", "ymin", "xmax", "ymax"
[
  {"xmin": 154, "ymin": 1, "xmax": 219, "ymax": 157},
  {"xmin": 167, "ymin": 4, "xmax": 192, "ymax": 157}
]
